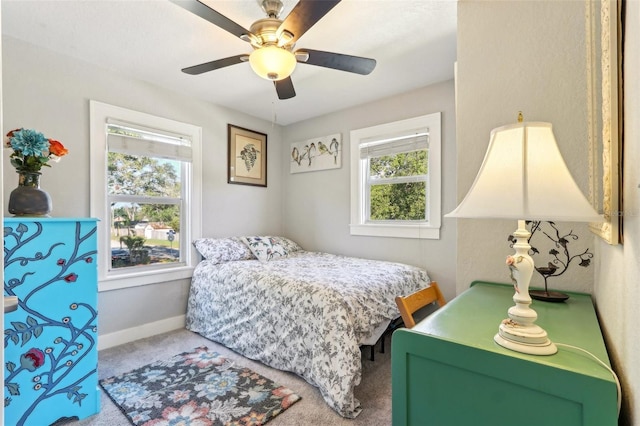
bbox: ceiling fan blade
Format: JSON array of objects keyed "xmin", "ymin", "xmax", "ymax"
[
  {"xmin": 170, "ymin": 0, "xmax": 252, "ymax": 40},
  {"xmin": 298, "ymin": 49, "xmax": 376, "ymax": 75},
  {"xmin": 274, "ymin": 77, "xmax": 296, "ymax": 100},
  {"xmin": 182, "ymin": 55, "xmax": 248, "ymax": 75},
  {"xmin": 278, "ymin": 0, "xmax": 341, "ymax": 44}
]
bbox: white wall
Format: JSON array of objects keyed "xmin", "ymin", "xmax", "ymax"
[
  {"xmin": 455, "ymin": 0, "xmax": 595, "ymax": 295},
  {"xmin": 2, "ymin": 36, "xmax": 284, "ymax": 335},
  {"xmin": 282, "ymin": 80, "xmax": 458, "ymax": 301},
  {"xmin": 594, "ymin": 2, "xmax": 640, "ymax": 424}
]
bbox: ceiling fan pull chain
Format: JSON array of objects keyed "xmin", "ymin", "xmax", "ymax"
[{"xmin": 271, "ymin": 101, "xmax": 278, "ymax": 128}]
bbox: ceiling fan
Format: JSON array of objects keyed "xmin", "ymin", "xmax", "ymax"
[{"xmin": 170, "ymin": 0, "xmax": 377, "ymax": 100}]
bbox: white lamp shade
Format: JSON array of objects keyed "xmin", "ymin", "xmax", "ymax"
[
  {"xmin": 446, "ymin": 122, "xmax": 602, "ymax": 222},
  {"xmin": 249, "ymin": 46, "xmax": 297, "ymax": 81}
]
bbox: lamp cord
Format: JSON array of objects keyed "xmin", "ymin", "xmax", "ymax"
[{"xmin": 555, "ymin": 342, "xmax": 622, "ymax": 416}]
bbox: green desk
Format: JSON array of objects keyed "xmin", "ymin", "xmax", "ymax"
[{"xmin": 391, "ymin": 281, "xmax": 618, "ymax": 426}]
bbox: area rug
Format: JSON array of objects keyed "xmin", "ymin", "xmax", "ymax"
[{"xmin": 99, "ymin": 346, "xmax": 301, "ymax": 426}]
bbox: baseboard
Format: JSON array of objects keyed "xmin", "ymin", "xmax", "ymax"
[{"xmin": 98, "ymin": 315, "xmax": 186, "ymax": 351}]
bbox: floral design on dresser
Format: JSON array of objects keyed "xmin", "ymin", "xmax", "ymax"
[{"xmin": 4, "ymin": 220, "xmax": 99, "ymax": 426}]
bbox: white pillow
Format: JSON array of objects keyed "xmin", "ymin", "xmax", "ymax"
[
  {"xmin": 241, "ymin": 236, "xmax": 289, "ymax": 262},
  {"xmin": 271, "ymin": 236, "xmax": 303, "ymax": 253},
  {"xmin": 193, "ymin": 237, "xmax": 254, "ymax": 263}
]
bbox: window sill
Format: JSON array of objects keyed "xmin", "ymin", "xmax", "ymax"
[
  {"xmin": 99, "ymin": 265, "xmax": 194, "ymax": 292},
  {"xmin": 349, "ymin": 223, "xmax": 440, "ymax": 239}
]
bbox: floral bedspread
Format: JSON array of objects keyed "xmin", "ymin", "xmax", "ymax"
[{"xmin": 186, "ymin": 251, "xmax": 431, "ymax": 418}]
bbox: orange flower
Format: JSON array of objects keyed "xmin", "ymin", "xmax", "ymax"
[
  {"xmin": 4, "ymin": 128, "xmax": 20, "ymax": 147},
  {"xmin": 48, "ymin": 139, "xmax": 68, "ymax": 157}
]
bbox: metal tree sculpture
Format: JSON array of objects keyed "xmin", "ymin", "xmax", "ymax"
[{"xmin": 508, "ymin": 221, "xmax": 593, "ymax": 302}]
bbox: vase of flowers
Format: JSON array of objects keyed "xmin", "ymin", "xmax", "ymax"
[{"xmin": 5, "ymin": 128, "xmax": 68, "ymax": 216}]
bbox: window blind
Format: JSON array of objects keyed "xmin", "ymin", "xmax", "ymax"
[
  {"xmin": 106, "ymin": 120, "xmax": 192, "ymax": 162},
  {"xmin": 359, "ymin": 130, "xmax": 429, "ymax": 159}
]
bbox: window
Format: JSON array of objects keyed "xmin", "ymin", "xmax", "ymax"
[
  {"xmin": 350, "ymin": 113, "xmax": 441, "ymax": 239},
  {"xmin": 90, "ymin": 101, "xmax": 202, "ymax": 291}
]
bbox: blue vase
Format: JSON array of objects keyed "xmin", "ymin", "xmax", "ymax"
[{"xmin": 8, "ymin": 172, "xmax": 52, "ymax": 216}]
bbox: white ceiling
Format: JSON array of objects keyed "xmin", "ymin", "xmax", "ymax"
[{"xmin": 1, "ymin": 0, "xmax": 457, "ymax": 126}]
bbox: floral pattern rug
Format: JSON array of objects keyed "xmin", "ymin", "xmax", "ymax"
[{"xmin": 99, "ymin": 347, "xmax": 301, "ymax": 426}]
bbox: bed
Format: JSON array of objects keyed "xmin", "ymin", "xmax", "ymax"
[{"xmin": 186, "ymin": 236, "xmax": 432, "ymax": 418}]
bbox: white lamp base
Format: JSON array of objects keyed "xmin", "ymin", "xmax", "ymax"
[
  {"xmin": 494, "ymin": 320, "xmax": 557, "ymax": 355},
  {"xmin": 494, "ymin": 220, "xmax": 558, "ymax": 356}
]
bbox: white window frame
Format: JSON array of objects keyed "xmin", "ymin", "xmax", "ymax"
[
  {"xmin": 350, "ymin": 113, "xmax": 441, "ymax": 239},
  {"xmin": 90, "ymin": 100, "xmax": 202, "ymax": 291}
]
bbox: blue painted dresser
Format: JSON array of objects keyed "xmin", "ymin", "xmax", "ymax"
[{"xmin": 4, "ymin": 218, "xmax": 100, "ymax": 425}]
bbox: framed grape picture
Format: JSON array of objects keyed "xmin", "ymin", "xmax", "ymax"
[{"xmin": 227, "ymin": 124, "xmax": 267, "ymax": 187}]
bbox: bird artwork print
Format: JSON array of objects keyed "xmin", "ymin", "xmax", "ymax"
[
  {"xmin": 290, "ymin": 145, "xmax": 309, "ymax": 166},
  {"xmin": 291, "ymin": 146, "xmax": 301, "ymax": 165},
  {"xmin": 307, "ymin": 143, "xmax": 317, "ymax": 166},
  {"xmin": 290, "ymin": 134, "xmax": 341, "ymax": 173},
  {"xmin": 318, "ymin": 140, "xmax": 329, "ymax": 155},
  {"xmin": 329, "ymin": 138, "xmax": 339, "ymax": 164}
]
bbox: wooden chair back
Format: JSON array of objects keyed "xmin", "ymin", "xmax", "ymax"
[{"xmin": 395, "ymin": 281, "xmax": 446, "ymax": 328}]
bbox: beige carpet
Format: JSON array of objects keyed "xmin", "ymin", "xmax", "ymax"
[{"xmin": 73, "ymin": 328, "xmax": 393, "ymax": 426}]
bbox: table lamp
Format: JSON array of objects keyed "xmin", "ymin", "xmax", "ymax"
[{"xmin": 446, "ymin": 114, "xmax": 602, "ymax": 355}]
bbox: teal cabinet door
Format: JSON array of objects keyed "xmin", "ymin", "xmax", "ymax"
[{"xmin": 4, "ymin": 218, "xmax": 100, "ymax": 425}]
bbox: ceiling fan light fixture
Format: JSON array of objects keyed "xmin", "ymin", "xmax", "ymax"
[{"xmin": 249, "ymin": 45, "xmax": 297, "ymax": 81}]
